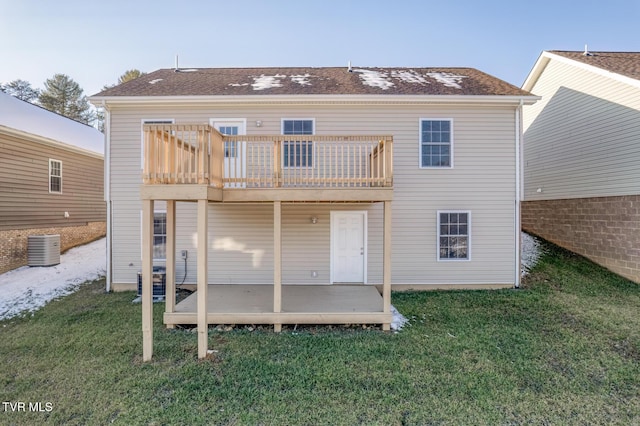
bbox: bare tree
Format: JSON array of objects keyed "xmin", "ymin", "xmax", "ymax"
[
  {"xmin": 118, "ymin": 69, "xmax": 146, "ymax": 84},
  {"xmin": 102, "ymin": 69, "xmax": 146, "ymax": 91},
  {"xmin": 96, "ymin": 69, "xmax": 147, "ymax": 131}
]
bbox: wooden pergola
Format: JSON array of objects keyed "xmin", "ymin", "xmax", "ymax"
[{"xmin": 139, "ymin": 125, "xmax": 393, "ymax": 360}]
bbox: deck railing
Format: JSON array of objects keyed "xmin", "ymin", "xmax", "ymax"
[{"xmin": 143, "ymin": 124, "xmax": 393, "ymax": 188}]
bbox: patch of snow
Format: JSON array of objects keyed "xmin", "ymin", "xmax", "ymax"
[
  {"xmin": 391, "ymin": 70, "xmax": 429, "ymax": 85},
  {"xmin": 291, "ymin": 74, "xmax": 312, "ymax": 86},
  {"xmin": 0, "ymin": 234, "xmax": 542, "ymax": 322},
  {"xmin": 353, "ymin": 69, "xmax": 395, "ymax": 90},
  {"xmin": 425, "ymin": 72, "xmax": 467, "ymax": 89},
  {"xmin": 148, "ymin": 79, "xmax": 163, "ymax": 84},
  {"xmin": 0, "ymin": 238, "xmax": 106, "ymax": 321},
  {"xmin": 251, "ymin": 74, "xmax": 286, "ymax": 91},
  {"xmin": 228, "ymin": 83, "xmax": 250, "ymax": 87},
  {"xmin": 390, "ymin": 305, "xmax": 408, "ymax": 331},
  {"xmin": 521, "ymin": 232, "xmax": 542, "ymax": 277}
]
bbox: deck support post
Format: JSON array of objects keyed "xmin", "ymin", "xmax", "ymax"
[
  {"xmin": 165, "ymin": 200, "xmax": 176, "ymax": 329},
  {"xmin": 197, "ymin": 199, "xmax": 209, "ymax": 358},
  {"xmin": 383, "ymin": 201, "xmax": 392, "ymax": 331},
  {"xmin": 142, "ymin": 199, "xmax": 154, "ymax": 361},
  {"xmin": 273, "ymin": 201, "xmax": 282, "ymax": 332}
]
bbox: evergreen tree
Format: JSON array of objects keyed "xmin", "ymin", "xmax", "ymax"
[
  {"xmin": 0, "ymin": 79, "xmax": 40, "ymax": 102},
  {"xmin": 39, "ymin": 74, "xmax": 95, "ymax": 125}
]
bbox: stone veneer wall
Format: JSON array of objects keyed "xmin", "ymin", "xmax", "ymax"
[
  {"xmin": 521, "ymin": 195, "xmax": 640, "ymax": 284},
  {"xmin": 0, "ymin": 222, "xmax": 106, "ymax": 274}
]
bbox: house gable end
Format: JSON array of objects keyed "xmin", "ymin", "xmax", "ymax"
[{"xmin": 523, "ymin": 51, "xmax": 640, "ymax": 92}]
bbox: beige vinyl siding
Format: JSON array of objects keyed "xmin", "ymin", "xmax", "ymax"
[
  {"xmin": 281, "ymin": 204, "xmax": 383, "ymax": 284},
  {"xmin": 0, "ymin": 131, "xmax": 105, "ymax": 231},
  {"xmin": 109, "ymin": 103, "xmax": 517, "ymax": 286},
  {"xmin": 523, "ymin": 58, "xmax": 640, "ymax": 201},
  {"xmin": 143, "ymin": 203, "xmax": 383, "ymax": 286},
  {"xmin": 109, "ymin": 111, "xmax": 146, "ymax": 283},
  {"xmin": 169, "ymin": 203, "xmax": 273, "ymax": 285}
]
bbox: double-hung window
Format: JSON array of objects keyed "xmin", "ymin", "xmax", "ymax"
[
  {"xmin": 218, "ymin": 125, "xmax": 239, "ymax": 158},
  {"xmin": 420, "ymin": 119, "xmax": 453, "ymax": 168},
  {"xmin": 438, "ymin": 211, "xmax": 470, "ymax": 260},
  {"xmin": 282, "ymin": 119, "xmax": 314, "ymax": 168},
  {"xmin": 49, "ymin": 159, "xmax": 62, "ymax": 193},
  {"xmin": 153, "ymin": 212, "xmax": 167, "ymax": 260}
]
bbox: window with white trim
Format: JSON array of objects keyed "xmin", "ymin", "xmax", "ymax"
[
  {"xmin": 49, "ymin": 159, "xmax": 62, "ymax": 193},
  {"xmin": 438, "ymin": 211, "xmax": 470, "ymax": 260},
  {"xmin": 218, "ymin": 125, "xmax": 239, "ymax": 158},
  {"xmin": 141, "ymin": 119, "xmax": 174, "ymax": 170},
  {"xmin": 153, "ymin": 212, "xmax": 167, "ymax": 260},
  {"xmin": 282, "ymin": 119, "xmax": 314, "ymax": 167},
  {"xmin": 420, "ymin": 119, "xmax": 452, "ymax": 168}
]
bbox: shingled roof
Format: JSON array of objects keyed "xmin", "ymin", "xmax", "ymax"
[
  {"xmin": 549, "ymin": 51, "xmax": 640, "ymax": 81},
  {"xmin": 93, "ymin": 67, "xmax": 531, "ymax": 98}
]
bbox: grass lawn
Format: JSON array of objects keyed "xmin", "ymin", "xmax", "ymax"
[{"xmin": 1, "ymin": 241, "xmax": 639, "ymax": 425}]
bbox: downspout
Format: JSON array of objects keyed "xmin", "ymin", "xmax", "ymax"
[
  {"xmin": 514, "ymin": 99, "xmax": 523, "ymax": 288},
  {"xmin": 102, "ymin": 100, "xmax": 113, "ymax": 292}
]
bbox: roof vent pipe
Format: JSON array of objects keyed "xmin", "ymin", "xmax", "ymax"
[
  {"xmin": 583, "ymin": 44, "xmax": 593, "ymax": 56},
  {"xmin": 175, "ymin": 54, "xmax": 179, "ymax": 72},
  {"xmin": 348, "ymin": 61, "xmax": 353, "ymax": 72}
]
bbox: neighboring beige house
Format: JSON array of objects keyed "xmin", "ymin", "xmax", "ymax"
[
  {"xmin": 521, "ymin": 50, "xmax": 640, "ymax": 284},
  {"xmin": 0, "ymin": 91, "xmax": 105, "ymax": 273},
  {"xmin": 90, "ymin": 66, "xmax": 536, "ymax": 359}
]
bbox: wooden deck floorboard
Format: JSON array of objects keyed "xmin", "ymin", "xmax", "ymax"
[{"xmin": 164, "ymin": 285, "xmax": 387, "ymax": 326}]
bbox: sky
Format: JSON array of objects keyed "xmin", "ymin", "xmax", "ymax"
[{"xmin": 1, "ymin": 0, "xmax": 639, "ymax": 97}]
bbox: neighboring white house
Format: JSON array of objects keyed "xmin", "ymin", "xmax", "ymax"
[
  {"xmin": 91, "ymin": 66, "xmax": 537, "ymax": 360},
  {"xmin": 521, "ymin": 50, "xmax": 640, "ymax": 283}
]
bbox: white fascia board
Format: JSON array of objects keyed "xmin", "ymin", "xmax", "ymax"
[
  {"xmin": 524, "ymin": 51, "xmax": 640, "ymax": 91},
  {"xmin": 521, "ymin": 52, "xmax": 552, "ymax": 92},
  {"xmin": 90, "ymin": 94, "xmax": 540, "ymax": 107},
  {"xmin": 0, "ymin": 125, "xmax": 104, "ymax": 160}
]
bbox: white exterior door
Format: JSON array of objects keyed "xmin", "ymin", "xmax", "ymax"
[
  {"xmin": 331, "ymin": 211, "xmax": 367, "ymax": 283},
  {"xmin": 210, "ymin": 119, "xmax": 246, "ymax": 188}
]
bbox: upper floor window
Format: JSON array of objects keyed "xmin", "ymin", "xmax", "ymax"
[
  {"xmin": 141, "ymin": 119, "xmax": 174, "ymax": 170},
  {"xmin": 420, "ymin": 119, "xmax": 453, "ymax": 168},
  {"xmin": 282, "ymin": 119, "xmax": 314, "ymax": 168},
  {"xmin": 49, "ymin": 159, "xmax": 62, "ymax": 193},
  {"xmin": 218, "ymin": 125, "xmax": 239, "ymax": 158},
  {"xmin": 438, "ymin": 211, "xmax": 470, "ymax": 260}
]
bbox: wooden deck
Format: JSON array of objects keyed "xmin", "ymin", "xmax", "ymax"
[
  {"xmin": 164, "ymin": 285, "xmax": 390, "ymax": 326},
  {"xmin": 142, "ymin": 124, "xmax": 393, "ymax": 194},
  {"xmin": 139, "ymin": 125, "xmax": 395, "ymax": 359}
]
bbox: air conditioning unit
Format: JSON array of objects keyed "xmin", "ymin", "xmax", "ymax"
[
  {"xmin": 137, "ymin": 266, "xmax": 167, "ymax": 298},
  {"xmin": 27, "ymin": 235, "xmax": 61, "ymax": 267}
]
